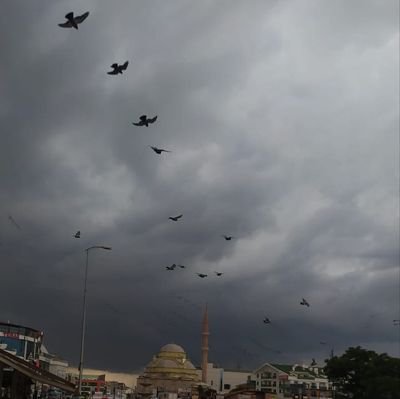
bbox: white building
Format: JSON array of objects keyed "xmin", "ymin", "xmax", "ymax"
[
  {"xmin": 196, "ymin": 363, "xmax": 255, "ymax": 394},
  {"xmin": 254, "ymin": 363, "xmax": 333, "ymax": 399},
  {"xmin": 39, "ymin": 345, "xmax": 69, "ymax": 379}
]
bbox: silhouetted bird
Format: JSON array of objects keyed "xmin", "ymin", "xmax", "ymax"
[
  {"xmin": 263, "ymin": 317, "xmax": 271, "ymax": 324},
  {"xmin": 8, "ymin": 215, "xmax": 22, "ymax": 231},
  {"xmin": 196, "ymin": 273, "xmax": 207, "ymax": 278},
  {"xmin": 107, "ymin": 61, "xmax": 129, "ymax": 75},
  {"xmin": 320, "ymin": 341, "xmax": 327, "ymax": 345},
  {"xmin": 300, "ymin": 298, "xmax": 310, "ymax": 307},
  {"xmin": 133, "ymin": 115, "xmax": 158, "ymax": 127},
  {"xmin": 215, "ymin": 271, "xmax": 223, "ymax": 276},
  {"xmin": 222, "ymin": 235, "xmax": 234, "ymax": 241},
  {"xmin": 166, "ymin": 264, "xmax": 177, "ymax": 271},
  {"xmin": 311, "ymin": 358, "xmax": 317, "ymax": 366},
  {"xmin": 178, "ymin": 264, "xmax": 186, "ymax": 269},
  {"xmin": 74, "ymin": 231, "xmax": 81, "ymax": 238},
  {"xmin": 169, "ymin": 214, "xmax": 183, "ymax": 221},
  {"xmin": 58, "ymin": 12, "xmax": 89, "ymax": 29},
  {"xmin": 150, "ymin": 146, "xmax": 171, "ymax": 154}
]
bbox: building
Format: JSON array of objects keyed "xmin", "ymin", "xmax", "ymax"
[
  {"xmin": 106, "ymin": 381, "xmax": 129, "ymax": 398},
  {"xmin": 39, "ymin": 345, "xmax": 69, "ymax": 379},
  {"xmin": 66, "ymin": 369, "xmax": 134, "ymax": 398},
  {"xmin": 136, "ymin": 343, "xmax": 200, "ymax": 398},
  {"xmin": 0, "ymin": 322, "xmax": 73, "ymax": 397},
  {"xmin": 0, "ymin": 321, "xmax": 69, "ymax": 376},
  {"xmin": 0, "ymin": 322, "xmax": 43, "ymax": 363},
  {"xmin": 254, "ymin": 363, "xmax": 333, "ymax": 399},
  {"xmin": 67, "ymin": 366, "xmax": 138, "ymax": 390},
  {"xmin": 0, "ymin": 347, "xmax": 75, "ymax": 398},
  {"xmin": 196, "ymin": 363, "xmax": 254, "ymax": 394},
  {"xmin": 80, "ymin": 374, "xmax": 106, "ymax": 396}
]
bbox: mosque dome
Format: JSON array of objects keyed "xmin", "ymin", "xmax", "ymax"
[
  {"xmin": 184, "ymin": 360, "xmax": 196, "ymax": 370},
  {"xmin": 160, "ymin": 343, "xmax": 185, "ymax": 353}
]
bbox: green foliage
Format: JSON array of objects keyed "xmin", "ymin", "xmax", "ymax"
[{"xmin": 324, "ymin": 346, "xmax": 400, "ymax": 399}]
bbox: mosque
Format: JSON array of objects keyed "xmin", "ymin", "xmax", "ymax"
[
  {"xmin": 136, "ymin": 343, "xmax": 200, "ymax": 397},
  {"xmin": 136, "ymin": 306, "xmax": 210, "ymax": 398}
]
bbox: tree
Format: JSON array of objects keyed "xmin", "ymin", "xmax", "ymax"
[{"xmin": 324, "ymin": 346, "xmax": 400, "ymax": 399}]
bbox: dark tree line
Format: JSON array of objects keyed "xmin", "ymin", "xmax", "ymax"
[{"xmin": 324, "ymin": 346, "xmax": 400, "ymax": 399}]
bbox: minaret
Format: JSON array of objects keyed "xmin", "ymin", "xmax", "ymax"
[{"xmin": 201, "ymin": 304, "xmax": 209, "ymax": 383}]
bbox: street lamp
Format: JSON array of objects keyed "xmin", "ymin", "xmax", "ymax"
[{"xmin": 78, "ymin": 245, "xmax": 112, "ymax": 394}]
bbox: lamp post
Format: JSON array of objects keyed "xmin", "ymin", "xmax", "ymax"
[{"xmin": 78, "ymin": 245, "xmax": 112, "ymax": 395}]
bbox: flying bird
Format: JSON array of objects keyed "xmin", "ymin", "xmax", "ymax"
[
  {"xmin": 222, "ymin": 235, "xmax": 234, "ymax": 241},
  {"xmin": 150, "ymin": 146, "xmax": 171, "ymax": 154},
  {"xmin": 300, "ymin": 298, "xmax": 310, "ymax": 307},
  {"xmin": 263, "ymin": 317, "xmax": 271, "ymax": 324},
  {"xmin": 178, "ymin": 264, "xmax": 186, "ymax": 269},
  {"xmin": 8, "ymin": 215, "xmax": 22, "ymax": 231},
  {"xmin": 74, "ymin": 230, "xmax": 81, "ymax": 239},
  {"xmin": 58, "ymin": 11, "xmax": 89, "ymax": 29},
  {"xmin": 133, "ymin": 115, "xmax": 158, "ymax": 127},
  {"xmin": 169, "ymin": 214, "xmax": 183, "ymax": 221},
  {"xmin": 107, "ymin": 61, "xmax": 129, "ymax": 75},
  {"xmin": 319, "ymin": 341, "xmax": 327, "ymax": 345},
  {"xmin": 166, "ymin": 264, "xmax": 177, "ymax": 271},
  {"xmin": 214, "ymin": 271, "xmax": 223, "ymax": 276},
  {"xmin": 196, "ymin": 273, "xmax": 207, "ymax": 278}
]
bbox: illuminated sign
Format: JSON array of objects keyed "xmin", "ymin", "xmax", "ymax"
[{"xmin": 3, "ymin": 332, "xmax": 19, "ymax": 339}]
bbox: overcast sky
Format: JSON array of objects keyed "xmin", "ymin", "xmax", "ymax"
[{"xmin": 0, "ymin": 0, "xmax": 399, "ymax": 373}]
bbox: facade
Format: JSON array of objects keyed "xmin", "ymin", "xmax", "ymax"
[
  {"xmin": 136, "ymin": 343, "xmax": 200, "ymax": 398},
  {"xmin": 80, "ymin": 374, "xmax": 106, "ymax": 396},
  {"xmin": 66, "ymin": 370, "xmax": 133, "ymax": 398},
  {"xmin": 254, "ymin": 363, "xmax": 333, "ymax": 399},
  {"xmin": 106, "ymin": 381, "xmax": 129, "ymax": 398},
  {"xmin": 39, "ymin": 345, "xmax": 69, "ymax": 379},
  {"xmin": 67, "ymin": 366, "xmax": 138, "ymax": 390},
  {"xmin": 196, "ymin": 363, "xmax": 254, "ymax": 394},
  {"xmin": 0, "ymin": 322, "xmax": 43, "ymax": 363}
]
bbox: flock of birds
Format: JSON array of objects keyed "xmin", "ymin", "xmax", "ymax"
[
  {"xmin": 57, "ymin": 9, "xmax": 322, "ymax": 336},
  {"xmin": 262, "ymin": 298, "xmax": 310, "ymax": 326},
  {"xmin": 58, "ymin": 11, "xmax": 232, "ymax": 281}
]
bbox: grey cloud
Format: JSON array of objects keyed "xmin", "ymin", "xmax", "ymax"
[{"xmin": 0, "ymin": 0, "xmax": 398, "ymax": 373}]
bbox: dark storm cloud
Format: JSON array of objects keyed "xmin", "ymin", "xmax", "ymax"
[{"xmin": 0, "ymin": 0, "xmax": 398, "ymax": 373}]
